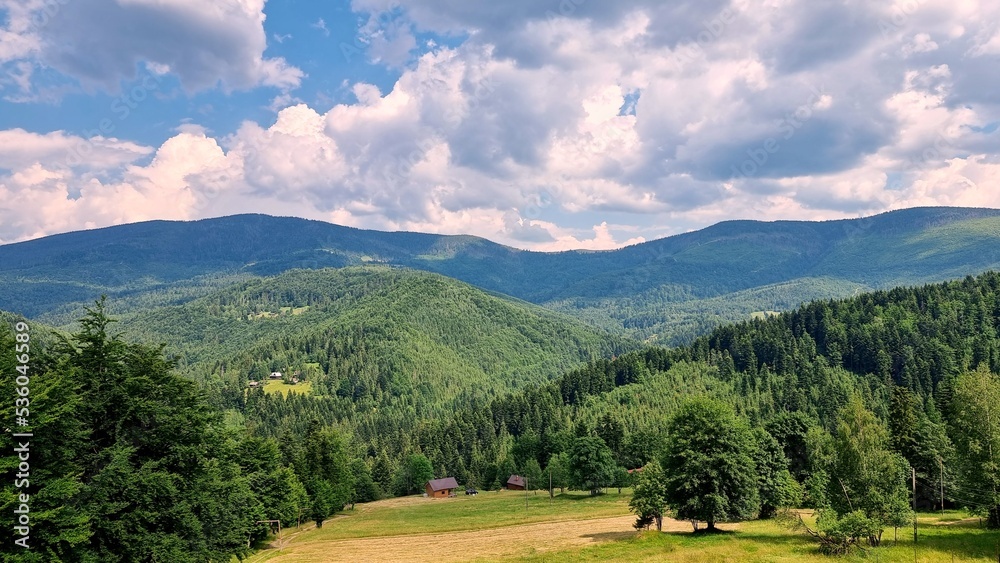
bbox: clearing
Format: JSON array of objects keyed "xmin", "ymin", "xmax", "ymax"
[{"xmin": 246, "ymin": 492, "xmax": 1000, "ymax": 562}]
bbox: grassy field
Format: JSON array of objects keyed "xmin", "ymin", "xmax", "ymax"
[
  {"xmin": 245, "ymin": 492, "xmax": 1000, "ymax": 562},
  {"xmin": 262, "ymin": 379, "xmax": 314, "ymax": 396}
]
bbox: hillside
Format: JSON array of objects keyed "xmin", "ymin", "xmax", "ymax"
[
  {"xmin": 119, "ymin": 267, "xmax": 629, "ymax": 415},
  {"xmin": 3, "ymin": 207, "xmax": 1000, "ymax": 343},
  {"xmin": 398, "ymin": 271, "xmax": 998, "ymax": 497}
]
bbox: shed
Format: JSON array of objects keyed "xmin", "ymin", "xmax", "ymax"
[
  {"xmin": 506, "ymin": 474, "xmax": 526, "ymax": 491},
  {"xmin": 269, "ymin": 372, "xmax": 283, "ymax": 379},
  {"xmin": 425, "ymin": 477, "xmax": 459, "ymax": 498}
]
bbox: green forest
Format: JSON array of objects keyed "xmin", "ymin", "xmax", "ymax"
[{"xmin": 4, "ymin": 270, "xmax": 1000, "ymax": 560}]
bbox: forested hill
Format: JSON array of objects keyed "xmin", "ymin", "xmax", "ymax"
[
  {"xmin": 383, "ymin": 272, "xmax": 1000, "ymax": 511},
  {"xmin": 119, "ymin": 266, "xmax": 630, "ymax": 413},
  {"xmin": 2, "ymin": 206, "xmax": 1000, "ymax": 343}
]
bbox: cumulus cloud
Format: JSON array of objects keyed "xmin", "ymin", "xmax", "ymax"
[
  {"xmin": 2, "ymin": 0, "xmax": 1000, "ymax": 249},
  {"xmin": 0, "ymin": 0, "xmax": 302, "ymax": 94}
]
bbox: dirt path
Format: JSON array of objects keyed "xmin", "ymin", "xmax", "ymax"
[{"xmin": 259, "ymin": 515, "xmax": 736, "ymax": 562}]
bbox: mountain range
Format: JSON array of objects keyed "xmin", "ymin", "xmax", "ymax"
[{"xmin": 2, "ymin": 206, "xmax": 1000, "ymax": 344}]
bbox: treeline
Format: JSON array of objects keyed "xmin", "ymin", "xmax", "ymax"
[
  {"xmin": 234, "ymin": 272, "xmax": 1000, "ymax": 532},
  {"xmin": 0, "ymin": 302, "xmax": 375, "ymax": 562}
]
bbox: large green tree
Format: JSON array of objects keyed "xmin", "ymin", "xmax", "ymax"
[
  {"xmin": 948, "ymin": 365, "xmax": 1000, "ymax": 527},
  {"xmin": 569, "ymin": 436, "xmax": 617, "ymax": 495},
  {"xmin": 2, "ymin": 302, "xmax": 262, "ymax": 562},
  {"xmin": 826, "ymin": 396, "xmax": 912, "ymax": 546},
  {"xmin": 661, "ymin": 397, "xmax": 759, "ymax": 531}
]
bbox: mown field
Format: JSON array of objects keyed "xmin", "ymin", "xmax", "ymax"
[
  {"xmin": 261, "ymin": 378, "xmax": 314, "ymax": 396},
  {"xmin": 245, "ymin": 491, "xmax": 1000, "ymax": 562}
]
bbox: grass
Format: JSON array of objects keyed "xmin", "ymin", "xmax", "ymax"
[
  {"xmin": 244, "ymin": 494, "xmax": 1000, "ymax": 563},
  {"xmin": 244, "ymin": 490, "xmax": 630, "ymax": 562},
  {"xmin": 296, "ymin": 490, "xmax": 627, "ymax": 541},
  {"xmin": 262, "ymin": 378, "xmax": 313, "ymax": 396},
  {"xmin": 523, "ymin": 511, "xmax": 1000, "ymax": 562}
]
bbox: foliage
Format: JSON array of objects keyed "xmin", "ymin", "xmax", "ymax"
[
  {"xmin": 946, "ymin": 364, "xmax": 1000, "ymax": 527},
  {"xmin": 753, "ymin": 428, "xmax": 801, "ymax": 518},
  {"xmin": 801, "ymin": 508, "xmax": 881, "ymax": 555},
  {"xmin": 0, "ymin": 302, "xmax": 262, "ymax": 561},
  {"xmin": 823, "ymin": 396, "xmax": 912, "ymax": 546},
  {"xmin": 521, "ymin": 459, "xmax": 544, "ymax": 491},
  {"xmin": 545, "ymin": 453, "xmax": 571, "ymax": 494},
  {"xmin": 569, "ymin": 436, "xmax": 618, "ymax": 495},
  {"xmin": 349, "ymin": 459, "xmax": 380, "ymax": 505},
  {"xmin": 392, "ymin": 454, "xmax": 435, "ymax": 497},
  {"xmin": 662, "ymin": 398, "xmax": 760, "ymax": 530},
  {"xmin": 628, "ymin": 461, "xmax": 667, "ymax": 531}
]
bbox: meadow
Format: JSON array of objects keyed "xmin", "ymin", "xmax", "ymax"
[{"xmin": 245, "ymin": 491, "xmax": 1000, "ymax": 562}]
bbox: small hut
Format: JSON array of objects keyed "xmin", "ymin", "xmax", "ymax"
[
  {"xmin": 425, "ymin": 477, "xmax": 459, "ymax": 498},
  {"xmin": 506, "ymin": 474, "xmax": 526, "ymax": 491}
]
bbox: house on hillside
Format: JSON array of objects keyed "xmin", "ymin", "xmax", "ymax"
[
  {"xmin": 506, "ymin": 475, "xmax": 526, "ymax": 491},
  {"xmin": 269, "ymin": 372, "xmax": 283, "ymax": 379},
  {"xmin": 247, "ymin": 381, "xmax": 260, "ymax": 388},
  {"xmin": 425, "ymin": 477, "xmax": 459, "ymax": 498}
]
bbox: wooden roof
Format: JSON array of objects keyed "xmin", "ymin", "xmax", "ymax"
[
  {"xmin": 506, "ymin": 474, "xmax": 526, "ymax": 487},
  {"xmin": 426, "ymin": 477, "xmax": 459, "ymax": 492}
]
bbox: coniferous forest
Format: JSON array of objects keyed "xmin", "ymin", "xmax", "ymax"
[{"xmin": 3, "ymin": 268, "xmax": 1000, "ymax": 560}]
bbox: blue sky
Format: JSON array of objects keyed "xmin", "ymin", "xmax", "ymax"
[{"xmin": 0, "ymin": 0, "xmax": 998, "ymax": 249}]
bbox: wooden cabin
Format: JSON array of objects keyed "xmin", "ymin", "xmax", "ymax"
[
  {"xmin": 506, "ymin": 475, "xmax": 526, "ymax": 491},
  {"xmin": 425, "ymin": 477, "xmax": 459, "ymax": 498}
]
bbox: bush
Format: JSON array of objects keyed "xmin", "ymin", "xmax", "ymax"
[{"xmin": 801, "ymin": 509, "xmax": 880, "ymax": 555}]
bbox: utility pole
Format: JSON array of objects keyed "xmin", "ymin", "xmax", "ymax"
[
  {"xmin": 913, "ymin": 467, "xmax": 918, "ymax": 544},
  {"xmin": 939, "ymin": 457, "xmax": 945, "ymax": 513},
  {"xmin": 525, "ymin": 476, "xmax": 528, "ymax": 510},
  {"xmin": 549, "ymin": 468, "xmax": 553, "ymax": 501}
]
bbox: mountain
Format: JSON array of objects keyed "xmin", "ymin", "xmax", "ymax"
[
  {"xmin": 2, "ymin": 206, "xmax": 1000, "ymax": 342},
  {"xmin": 118, "ymin": 266, "xmax": 629, "ymax": 413}
]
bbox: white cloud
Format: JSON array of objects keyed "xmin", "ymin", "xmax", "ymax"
[
  {"xmin": 0, "ymin": 0, "xmax": 302, "ymax": 94},
  {"xmin": 0, "ymin": 129, "xmax": 153, "ymax": 171},
  {"xmin": 3, "ymin": 0, "xmax": 1000, "ymax": 249}
]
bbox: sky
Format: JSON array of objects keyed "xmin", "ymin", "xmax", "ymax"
[{"xmin": 0, "ymin": 0, "xmax": 998, "ymax": 250}]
